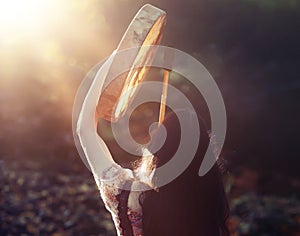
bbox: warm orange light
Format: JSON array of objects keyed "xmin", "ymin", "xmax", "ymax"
[
  {"xmin": 0, "ymin": 0, "xmax": 55, "ymax": 35},
  {"xmin": 0, "ymin": 0, "xmax": 114, "ymax": 117}
]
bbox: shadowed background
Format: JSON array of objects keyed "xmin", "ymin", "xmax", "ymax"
[{"xmin": 0, "ymin": 0, "xmax": 299, "ymax": 235}]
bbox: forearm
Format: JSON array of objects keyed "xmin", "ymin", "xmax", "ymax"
[{"xmin": 76, "ymin": 51, "xmax": 116, "ymax": 178}]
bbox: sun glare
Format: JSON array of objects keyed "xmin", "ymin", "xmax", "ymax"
[
  {"xmin": 0, "ymin": 0, "xmax": 55, "ymax": 36},
  {"xmin": 0, "ymin": 0, "xmax": 113, "ymax": 91}
]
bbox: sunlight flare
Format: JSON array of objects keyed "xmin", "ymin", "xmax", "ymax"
[{"xmin": 0, "ymin": 0, "xmax": 56, "ymax": 34}]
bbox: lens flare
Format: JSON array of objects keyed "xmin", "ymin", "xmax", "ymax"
[{"xmin": 0, "ymin": 0, "xmax": 53, "ymax": 34}]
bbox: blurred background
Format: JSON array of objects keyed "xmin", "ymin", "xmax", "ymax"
[{"xmin": 0, "ymin": 0, "xmax": 299, "ymax": 235}]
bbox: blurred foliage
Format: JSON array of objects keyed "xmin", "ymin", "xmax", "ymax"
[
  {"xmin": 229, "ymin": 194, "xmax": 300, "ymax": 235},
  {"xmin": 241, "ymin": 0, "xmax": 299, "ymax": 9},
  {"xmin": 0, "ymin": 0, "xmax": 299, "ymax": 235},
  {"xmin": 0, "ymin": 0, "xmax": 299, "ymax": 175},
  {"xmin": 1, "ymin": 161, "xmax": 299, "ymax": 235},
  {"xmin": 0, "ymin": 162, "xmax": 116, "ymax": 236}
]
